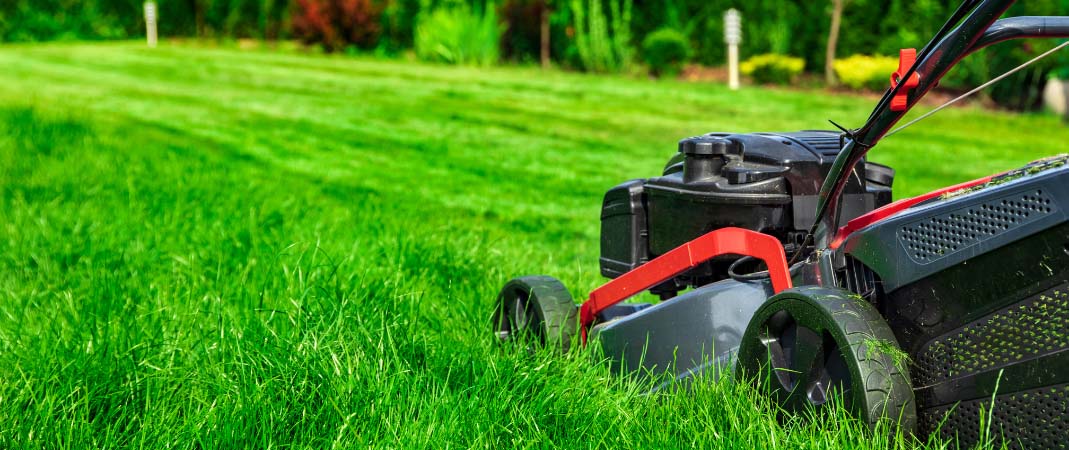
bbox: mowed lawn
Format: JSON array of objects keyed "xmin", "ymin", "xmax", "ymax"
[{"xmin": 2, "ymin": 41, "xmax": 1068, "ymax": 448}]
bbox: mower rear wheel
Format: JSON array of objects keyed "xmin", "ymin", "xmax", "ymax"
[
  {"xmin": 736, "ymin": 287, "xmax": 916, "ymax": 433},
  {"xmin": 492, "ymin": 276, "xmax": 578, "ymax": 352}
]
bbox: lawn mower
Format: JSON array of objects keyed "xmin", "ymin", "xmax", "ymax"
[{"xmin": 493, "ymin": 0, "xmax": 1069, "ymax": 445}]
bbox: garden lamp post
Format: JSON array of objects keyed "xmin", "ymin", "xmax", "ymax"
[
  {"xmin": 144, "ymin": 2, "xmax": 158, "ymax": 48},
  {"xmin": 725, "ymin": 9, "xmax": 741, "ymax": 90}
]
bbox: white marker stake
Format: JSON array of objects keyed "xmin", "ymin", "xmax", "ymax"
[
  {"xmin": 144, "ymin": 1, "xmax": 158, "ymax": 48},
  {"xmin": 724, "ymin": 9, "xmax": 742, "ymax": 90}
]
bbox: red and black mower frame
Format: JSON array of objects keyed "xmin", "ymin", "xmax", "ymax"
[{"xmin": 494, "ymin": 0, "xmax": 1069, "ymax": 445}]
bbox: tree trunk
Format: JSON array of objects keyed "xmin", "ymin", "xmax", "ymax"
[
  {"xmin": 1062, "ymin": 79, "xmax": 1069, "ymax": 124},
  {"xmin": 540, "ymin": 2, "xmax": 551, "ymax": 69},
  {"xmin": 825, "ymin": 0, "xmax": 843, "ymax": 86},
  {"xmin": 194, "ymin": 0, "xmax": 206, "ymax": 37}
]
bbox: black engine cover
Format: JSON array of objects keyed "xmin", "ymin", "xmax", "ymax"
[{"xmin": 600, "ymin": 130, "xmax": 893, "ymax": 289}]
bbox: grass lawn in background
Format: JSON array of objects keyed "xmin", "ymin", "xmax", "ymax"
[{"xmin": 1, "ymin": 41, "xmax": 1066, "ymax": 448}]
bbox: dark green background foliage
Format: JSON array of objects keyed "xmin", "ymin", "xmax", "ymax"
[
  {"xmin": 1, "ymin": 2, "xmax": 1068, "ymax": 103},
  {"xmin": 0, "ymin": 0, "xmax": 143, "ymax": 41},
  {"xmin": 631, "ymin": 0, "xmax": 1068, "ymax": 105},
  {"xmin": 0, "ymin": 0, "xmax": 292, "ymax": 41},
  {"xmin": 6, "ymin": 1, "xmax": 1066, "ymax": 60}
]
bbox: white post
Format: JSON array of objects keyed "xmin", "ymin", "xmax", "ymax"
[
  {"xmin": 724, "ymin": 9, "xmax": 742, "ymax": 90},
  {"xmin": 144, "ymin": 1, "xmax": 158, "ymax": 48}
]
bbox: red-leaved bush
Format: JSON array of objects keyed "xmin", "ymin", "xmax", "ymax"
[{"xmin": 292, "ymin": 0, "xmax": 384, "ymax": 51}]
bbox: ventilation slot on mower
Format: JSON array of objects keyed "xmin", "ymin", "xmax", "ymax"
[
  {"xmin": 775, "ymin": 131, "xmax": 843, "ymax": 157},
  {"xmin": 837, "ymin": 256, "xmax": 878, "ymax": 301},
  {"xmin": 921, "ymin": 383, "xmax": 1069, "ymax": 449},
  {"xmin": 899, "ymin": 190, "xmax": 1055, "ymax": 263},
  {"xmin": 915, "ymin": 285, "xmax": 1069, "ymax": 387}
]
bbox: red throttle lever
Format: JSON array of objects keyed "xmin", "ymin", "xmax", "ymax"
[{"xmin": 890, "ymin": 48, "xmax": 920, "ymax": 112}]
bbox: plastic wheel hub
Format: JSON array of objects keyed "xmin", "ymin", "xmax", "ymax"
[
  {"xmin": 758, "ymin": 309, "xmax": 853, "ymax": 408},
  {"xmin": 737, "ymin": 287, "xmax": 917, "ymax": 432},
  {"xmin": 492, "ymin": 276, "xmax": 578, "ymax": 352}
]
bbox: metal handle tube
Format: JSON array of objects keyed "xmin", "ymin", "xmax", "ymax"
[
  {"xmin": 972, "ymin": 16, "xmax": 1069, "ymax": 50},
  {"xmin": 813, "ymin": 0, "xmax": 1032, "ymax": 247}
]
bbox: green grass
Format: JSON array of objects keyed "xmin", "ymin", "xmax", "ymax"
[{"xmin": 2, "ymin": 41, "xmax": 1066, "ymax": 448}]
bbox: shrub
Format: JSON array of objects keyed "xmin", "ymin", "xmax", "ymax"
[
  {"xmin": 414, "ymin": 1, "xmax": 502, "ymax": 66},
  {"xmin": 291, "ymin": 0, "xmax": 383, "ymax": 52},
  {"xmin": 642, "ymin": 28, "xmax": 690, "ymax": 77},
  {"xmin": 569, "ymin": 0, "xmax": 632, "ymax": 73},
  {"xmin": 833, "ymin": 54, "xmax": 898, "ymax": 91},
  {"xmin": 740, "ymin": 53, "xmax": 804, "ymax": 85}
]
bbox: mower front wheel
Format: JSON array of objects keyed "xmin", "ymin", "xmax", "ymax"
[
  {"xmin": 736, "ymin": 287, "xmax": 917, "ymax": 433},
  {"xmin": 492, "ymin": 276, "xmax": 579, "ymax": 352}
]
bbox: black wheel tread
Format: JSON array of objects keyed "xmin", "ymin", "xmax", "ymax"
[
  {"xmin": 494, "ymin": 275, "xmax": 579, "ymax": 352},
  {"xmin": 737, "ymin": 287, "xmax": 917, "ymax": 433},
  {"xmin": 811, "ymin": 292, "xmax": 916, "ymax": 431}
]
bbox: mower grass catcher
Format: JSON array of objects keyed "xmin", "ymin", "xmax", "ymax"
[{"xmin": 494, "ymin": 0, "xmax": 1069, "ymax": 445}]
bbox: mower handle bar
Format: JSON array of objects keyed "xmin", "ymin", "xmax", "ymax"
[
  {"xmin": 974, "ymin": 16, "xmax": 1069, "ymax": 49},
  {"xmin": 813, "ymin": 0, "xmax": 1069, "ymax": 249}
]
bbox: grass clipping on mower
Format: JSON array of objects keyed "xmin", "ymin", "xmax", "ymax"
[{"xmin": 942, "ymin": 154, "xmax": 1069, "ymax": 200}]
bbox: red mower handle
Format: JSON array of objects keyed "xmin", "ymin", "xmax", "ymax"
[{"xmin": 579, "ymin": 227, "xmax": 792, "ymax": 335}]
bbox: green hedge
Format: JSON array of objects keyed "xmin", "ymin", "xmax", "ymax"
[
  {"xmin": 741, "ymin": 53, "xmax": 804, "ymax": 85},
  {"xmin": 834, "ymin": 54, "xmax": 898, "ymax": 91}
]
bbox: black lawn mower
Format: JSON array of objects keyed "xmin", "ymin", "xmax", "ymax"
[{"xmin": 493, "ymin": 0, "xmax": 1069, "ymax": 446}]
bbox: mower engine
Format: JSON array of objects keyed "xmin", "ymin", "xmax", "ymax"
[
  {"xmin": 590, "ymin": 130, "xmax": 895, "ymax": 380},
  {"xmin": 600, "ymin": 131, "xmax": 893, "ymax": 296}
]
